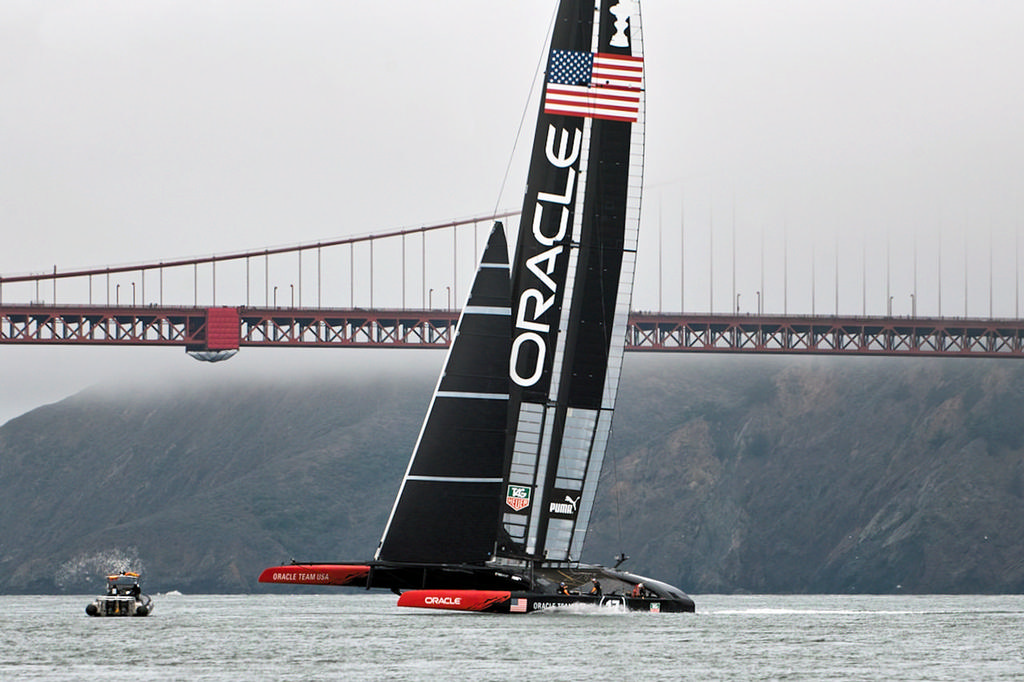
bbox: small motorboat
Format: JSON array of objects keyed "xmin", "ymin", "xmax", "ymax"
[{"xmin": 85, "ymin": 571, "xmax": 153, "ymax": 617}]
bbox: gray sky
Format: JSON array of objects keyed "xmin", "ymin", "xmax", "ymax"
[{"xmin": 3, "ymin": 1, "xmax": 1024, "ymax": 424}]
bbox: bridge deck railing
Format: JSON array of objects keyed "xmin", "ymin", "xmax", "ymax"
[{"xmin": 3, "ymin": 304, "xmax": 1024, "ymax": 358}]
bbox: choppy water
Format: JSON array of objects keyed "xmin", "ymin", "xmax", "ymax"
[{"xmin": 1, "ymin": 593, "xmax": 1021, "ymax": 680}]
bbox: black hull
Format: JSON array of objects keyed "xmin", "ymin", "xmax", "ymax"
[
  {"xmin": 524, "ymin": 563, "xmax": 695, "ymax": 613},
  {"xmin": 486, "ymin": 592, "xmax": 692, "ymax": 614}
]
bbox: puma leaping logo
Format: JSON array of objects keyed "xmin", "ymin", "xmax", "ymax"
[{"xmin": 549, "ymin": 494, "xmax": 581, "ymax": 515}]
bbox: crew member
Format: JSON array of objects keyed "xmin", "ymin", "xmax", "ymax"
[
  {"xmin": 589, "ymin": 578, "xmax": 602, "ymax": 596},
  {"xmin": 558, "ymin": 582, "xmax": 571, "ymax": 596},
  {"xmin": 630, "ymin": 582, "xmax": 645, "ymax": 598}
]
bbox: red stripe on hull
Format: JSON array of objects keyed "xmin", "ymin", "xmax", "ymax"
[
  {"xmin": 397, "ymin": 590, "xmax": 511, "ymax": 612},
  {"xmin": 258, "ymin": 564, "xmax": 370, "ymax": 586}
]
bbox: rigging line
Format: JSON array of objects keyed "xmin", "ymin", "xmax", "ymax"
[
  {"xmin": 600, "ymin": 236, "xmax": 625, "ymax": 553},
  {"xmin": 493, "ymin": 3, "xmax": 559, "ymax": 216},
  {"xmin": 611, "ymin": 420, "xmax": 624, "ymax": 551}
]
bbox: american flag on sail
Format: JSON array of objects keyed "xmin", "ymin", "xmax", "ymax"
[{"xmin": 544, "ymin": 50, "xmax": 643, "ymax": 123}]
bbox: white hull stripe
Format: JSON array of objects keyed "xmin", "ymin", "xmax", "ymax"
[{"xmin": 436, "ymin": 391, "xmax": 510, "ymax": 400}]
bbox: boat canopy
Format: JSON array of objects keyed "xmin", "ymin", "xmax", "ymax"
[{"xmin": 106, "ymin": 572, "xmax": 141, "ymax": 588}]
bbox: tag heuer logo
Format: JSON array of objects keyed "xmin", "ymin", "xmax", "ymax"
[{"xmin": 506, "ymin": 485, "xmax": 532, "ymax": 512}]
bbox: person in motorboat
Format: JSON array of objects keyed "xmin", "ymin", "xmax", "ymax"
[{"xmin": 87, "ymin": 571, "xmax": 153, "ymax": 617}]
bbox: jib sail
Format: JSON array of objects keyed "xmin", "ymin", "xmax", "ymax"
[{"xmin": 376, "ymin": 223, "xmax": 511, "ymax": 564}]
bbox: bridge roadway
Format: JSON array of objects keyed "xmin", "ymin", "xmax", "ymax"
[{"xmin": 3, "ymin": 304, "xmax": 1024, "ymax": 358}]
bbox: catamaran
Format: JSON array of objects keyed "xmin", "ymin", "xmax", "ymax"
[{"xmin": 260, "ymin": 0, "xmax": 694, "ymax": 614}]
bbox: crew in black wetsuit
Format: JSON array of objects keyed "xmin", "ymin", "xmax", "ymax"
[
  {"xmin": 589, "ymin": 578, "xmax": 602, "ymax": 596},
  {"xmin": 558, "ymin": 582, "xmax": 571, "ymax": 596}
]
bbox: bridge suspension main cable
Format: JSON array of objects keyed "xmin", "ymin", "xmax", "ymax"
[{"xmin": 0, "ymin": 211, "xmax": 520, "ymax": 311}]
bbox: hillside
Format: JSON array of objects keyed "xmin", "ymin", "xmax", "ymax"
[
  {"xmin": 1, "ymin": 354, "xmax": 1023, "ymax": 594},
  {"xmin": 589, "ymin": 355, "xmax": 1024, "ymax": 594}
]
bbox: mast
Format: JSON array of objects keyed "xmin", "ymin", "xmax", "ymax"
[{"xmin": 498, "ymin": 0, "xmax": 645, "ymax": 564}]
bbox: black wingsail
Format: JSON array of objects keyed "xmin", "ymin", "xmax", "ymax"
[
  {"xmin": 375, "ymin": 223, "xmax": 511, "ymax": 564},
  {"xmin": 498, "ymin": 0, "xmax": 645, "ymax": 564}
]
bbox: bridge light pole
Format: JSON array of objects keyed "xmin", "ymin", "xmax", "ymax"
[
  {"xmin": 910, "ymin": 293, "xmax": 916, "ymax": 318},
  {"xmin": 290, "ymin": 284, "xmax": 294, "ymax": 308},
  {"xmin": 756, "ymin": 291, "xmax": 761, "ymax": 315},
  {"xmin": 429, "ymin": 288, "xmax": 434, "ymax": 309},
  {"xmin": 736, "ymin": 293, "xmax": 741, "ymax": 313},
  {"xmin": 116, "ymin": 284, "xmax": 120, "ymax": 306},
  {"xmin": 446, "ymin": 286, "xmax": 451, "ymax": 311},
  {"xmin": 131, "ymin": 282, "xmax": 136, "ymax": 306},
  {"xmin": 273, "ymin": 286, "xmax": 278, "ymax": 308},
  {"xmin": 888, "ymin": 295, "xmax": 894, "ymax": 317}
]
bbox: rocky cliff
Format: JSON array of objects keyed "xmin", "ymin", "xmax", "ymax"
[{"xmin": 1, "ymin": 354, "xmax": 1022, "ymax": 594}]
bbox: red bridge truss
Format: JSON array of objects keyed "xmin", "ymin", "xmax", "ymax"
[{"xmin": 3, "ymin": 305, "xmax": 1024, "ymax": 359}]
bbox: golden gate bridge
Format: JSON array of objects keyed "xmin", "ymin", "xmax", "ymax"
[{"xmin": 3, "ymin": 211, "xmax": 1024, "ymax": 360}]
